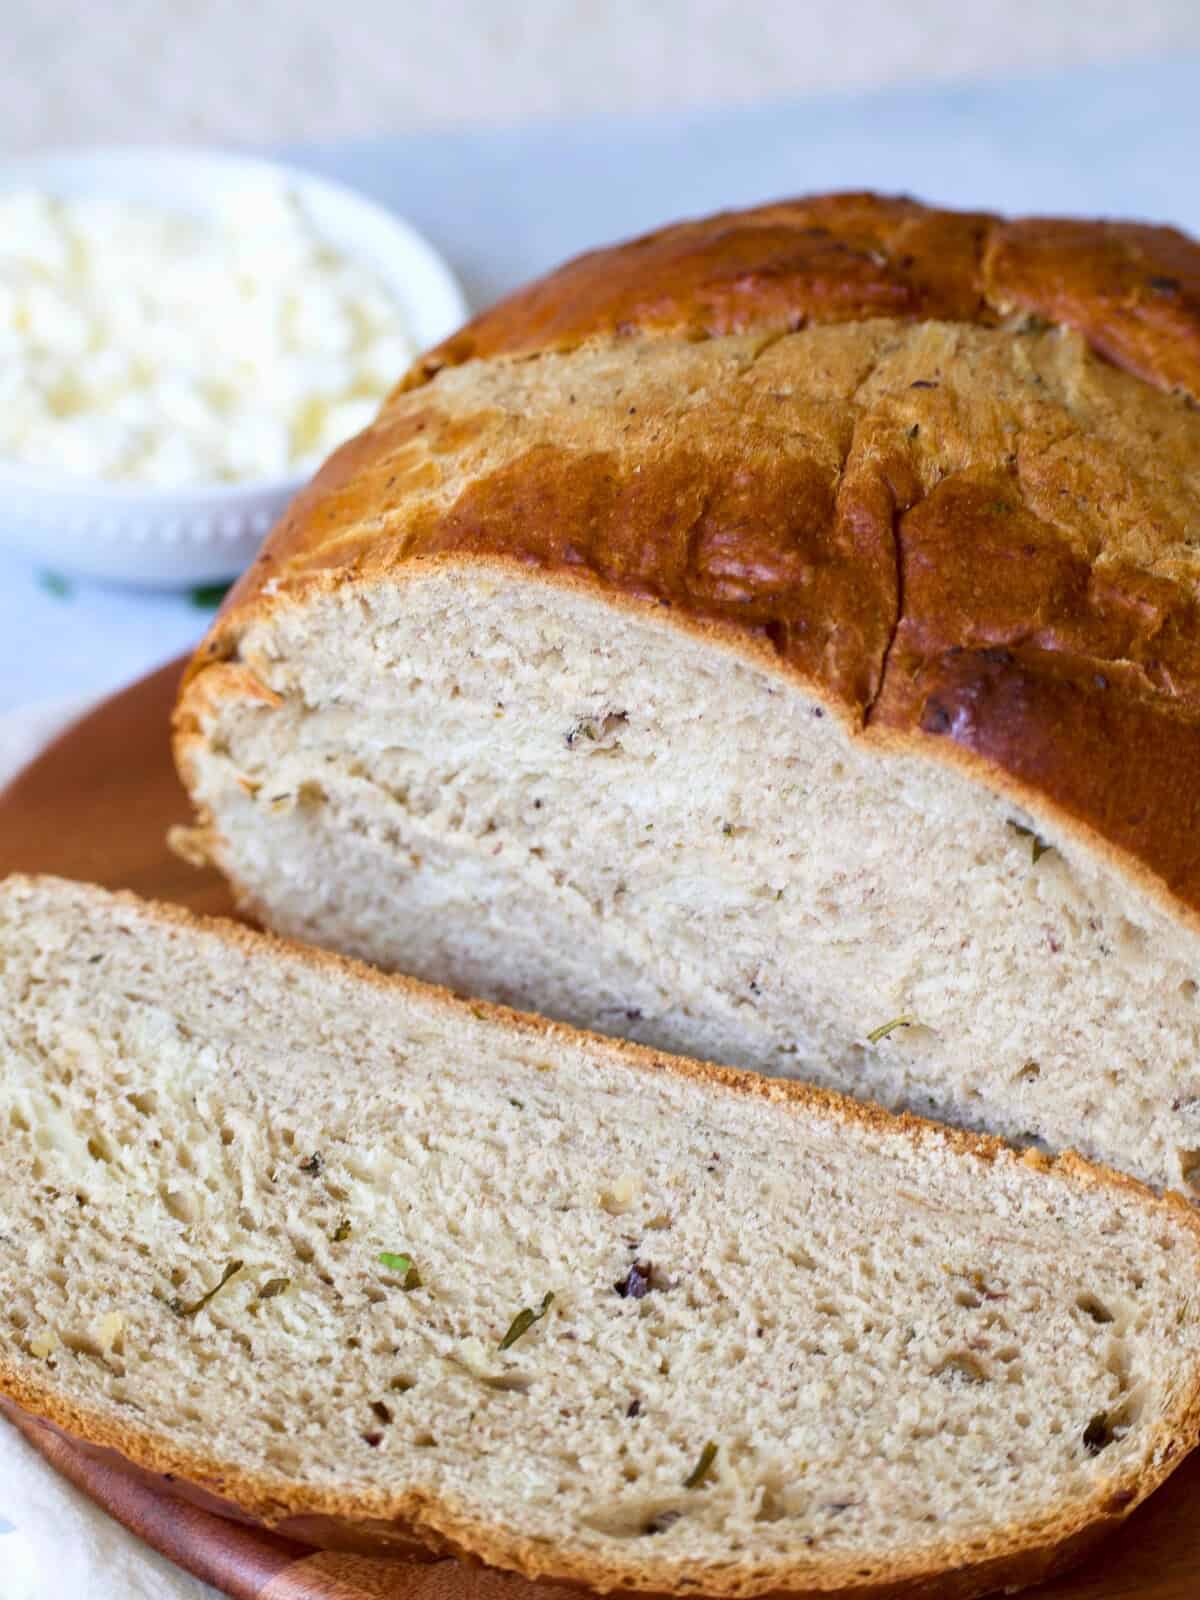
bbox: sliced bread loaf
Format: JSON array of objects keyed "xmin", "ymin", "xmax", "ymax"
[
  {"xmin": 174, "ymin": 192, "xmax": 1200, "ymax": 1195},
  {"xmin": 3, "ymin": 874, "xmax": 1200, "ymax": 1599}
]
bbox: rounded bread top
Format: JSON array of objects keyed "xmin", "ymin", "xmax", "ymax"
[{"xmin": 185, "ymin": 193, "xmax": 1200, "ymax": 924}]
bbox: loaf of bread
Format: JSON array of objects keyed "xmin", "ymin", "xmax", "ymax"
[
  {"xmin": 5, "ymin": 873, "xmax": 1200, "ymax": 1599},
  {"xmin": 175, "ymin": 192, "xmax": 1200, "ymax": 1193}
]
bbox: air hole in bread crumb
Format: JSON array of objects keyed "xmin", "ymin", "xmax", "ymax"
[
  {"xmin": 1083, "ymin": 1412, "xmax": 1123, "ymax": 1455},
  {"xmin": 1178, "ymin": 1150, "xmax": 1200, "ymax": 1193},
  {"xmin": 1076, "ymin": 1293, "xmax": 1114, "ymax": 1325},
  {"xmin": 755, "ymin": 1489, "xmax": 788, "ymax": 1523},
  {"xmin": 934, "ymin": 1352, "xmax": 989, "ymax": 1385},
  {"xmin": 600, "ymin": 1175, "xmax": 639, "ymax": 1215},
  {"xmin": 162, "ymin": 1188, "xmax": 198, "ymax": 1225},
  {"xmin": 479, "ymin": 1372, "xmax": 533, "ymax": 1394}
]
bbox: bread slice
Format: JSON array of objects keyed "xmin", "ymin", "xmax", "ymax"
[
  {"xmin": 174, "ymin": 193, "xmax": 1200, "ymax": 1197},
  {"xmin": 3, "ymin": 874, "xmax": 1200, "ymax": 1599}
]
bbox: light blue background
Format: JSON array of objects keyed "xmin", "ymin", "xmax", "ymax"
[{"xmin": 3, "ymin": 55, "xmax": 1198, "ymax": 713}]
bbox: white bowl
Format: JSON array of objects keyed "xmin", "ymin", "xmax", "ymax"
[{"xmin": 0, "ymin": 147, "xmax": 470, "ymax": 588}]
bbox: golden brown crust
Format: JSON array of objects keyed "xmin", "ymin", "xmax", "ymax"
[
  {"xmin": 872, "ymin": 641, "xmax": 1200, "ymax": 912},
  {"xmin": 407, "ymin": 192, "xmax": 1200, "ymax": 405},
  {"xmin": 982, "ymin": 215, "xmax": 1200, "ymax": 401},
  {"xmin": 4, "ymin": 875, "xmax": 1200, "ymax": 1600},
  {"xmin": 403, "ymin": 193, "xmax": 995, "ymax": 382},
  {"xmin": 0, "ymin": 1389, "xmax": 1144, "ymax": 1600},
  {"xmin": 180, "ymin": 221, "xmax": 1200, "ymax": 924}
]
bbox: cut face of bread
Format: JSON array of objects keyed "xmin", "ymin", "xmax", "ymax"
[
  {"xmin": 179, "ymin": 566, "xmax": 1200, "ymax": 1196},
  {"xmin": 3, "ymin": 877, "xmax": 1200, "ymax": 1599}
]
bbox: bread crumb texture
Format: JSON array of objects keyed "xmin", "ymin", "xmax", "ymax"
[{"xmin": 4, "ymin": 877, "xmax": 1200, "ymax": 1595}]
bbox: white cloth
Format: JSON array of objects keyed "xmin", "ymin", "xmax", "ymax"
[
  {"xmin": 0, "ymin": 700, "xmax": 216, "ymax": 1599},
  {"xmin": 0, "ymin": 1420, "xmax": 215, "ymax": 1600}
]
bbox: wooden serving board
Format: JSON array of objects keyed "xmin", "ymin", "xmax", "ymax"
[{"xmin": 1, "ymin": 655, "xmax": 1198, "ymax": 1600}]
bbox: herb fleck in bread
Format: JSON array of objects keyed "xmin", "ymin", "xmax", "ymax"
[
  {"xmin": 175, "ymin": 192, "xmax": 1200, "ymax": 1195},
  {"xmin": 4, "ymin": 875, "xmax": 1200, "ymax": 1599}
]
